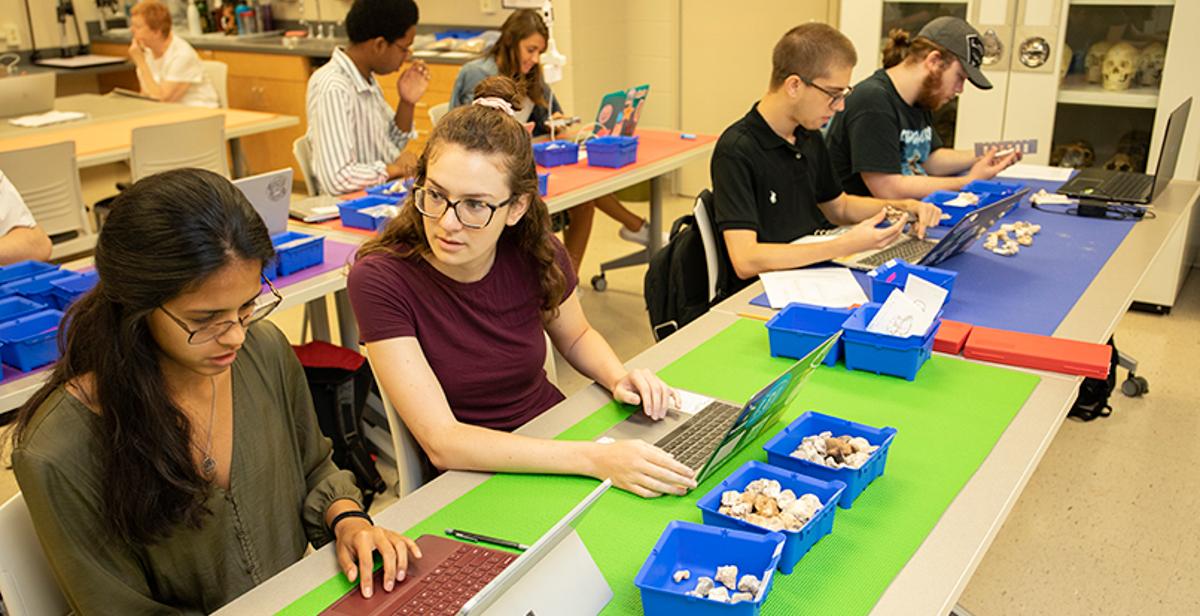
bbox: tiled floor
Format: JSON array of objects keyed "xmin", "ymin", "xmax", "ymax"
[{"xmin": 3, "ymin": 192, "xmax": 1197, "ymax": 614}]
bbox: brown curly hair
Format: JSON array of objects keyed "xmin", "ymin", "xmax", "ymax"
[
  {"xmin": 882, "ymin": 28, "xmax": 952, "ymax": 70},
  {"xmin": 356, "ymin": 75, "xmax": 566, "ymax": 316}
]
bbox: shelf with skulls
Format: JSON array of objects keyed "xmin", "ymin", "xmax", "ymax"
[{"xmin": 1050, "ymin": 38, "xmax": 1165, "ymax": 173}]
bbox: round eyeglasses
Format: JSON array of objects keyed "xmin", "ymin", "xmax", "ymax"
[
  {"xmin": 412, "ymin": 186, "xmax": 519, "ymax": 229},
  {"xmin": 159, "ymin": 278, "xmax": 283, "ymax": 345}
]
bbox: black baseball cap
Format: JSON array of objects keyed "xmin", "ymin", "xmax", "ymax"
[{"xmin": 917, "ymin": 16, "xmax": 992, "ymax": 90}]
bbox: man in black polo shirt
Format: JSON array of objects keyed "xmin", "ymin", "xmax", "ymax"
[
  {"xmin": 711, "ymin": 23, "xmax": 942, "ymax": 295},
  {"xmin": 825, "ymin": 16, "xmax": 1019, "ymax": 200}
]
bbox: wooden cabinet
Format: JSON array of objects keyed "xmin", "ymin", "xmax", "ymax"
[{"xmin": 88, "ymin": 42, "xmax": 140, "ymax": 92}]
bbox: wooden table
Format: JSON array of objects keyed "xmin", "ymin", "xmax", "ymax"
[{"xmin": 0, "ymin": 94, "xmax": 298, "ymax": 175}]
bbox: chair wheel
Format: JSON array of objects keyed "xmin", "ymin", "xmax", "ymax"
[
  {"xmin": 1121, "ymin": 375, "xmax": 1148, "ymax": 397},
  {"xmin": 590, "ymin": 274, "xmax": 607, "ymax": 291}
]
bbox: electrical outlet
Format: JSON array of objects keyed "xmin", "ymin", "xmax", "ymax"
[
  {"xmin": 479, "ymin": 0, "xmax": 498, "ymax": 14},
  {"xmin": 1, "ymin": 23, "xmax": 21, "ymax": 50}
]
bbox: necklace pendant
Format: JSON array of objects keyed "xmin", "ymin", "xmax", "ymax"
[{"xmin": 201, "ymin": 456, "xmax": 217, "ymax": 479}]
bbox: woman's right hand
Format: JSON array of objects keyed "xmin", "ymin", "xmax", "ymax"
[{"xmin": 585, "ymin": 440, "xmax": 697, "ymax": 498}]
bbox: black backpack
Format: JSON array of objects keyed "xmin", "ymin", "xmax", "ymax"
[
  {"xmin": 293, "ymin": 342, "xmax": 388, "ymax": 509},
  {"xmin": 1068, "ymin": 337, "xmax": 1119, "ymax": 421},
  {"xmin": 644, "ymin": 212, "xmax": 713, "ymax": 341}
]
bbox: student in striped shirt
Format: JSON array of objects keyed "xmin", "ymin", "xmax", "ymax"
[{"xmin": 305, "ymin": 0, "xmax": 430, "ymax": 195}]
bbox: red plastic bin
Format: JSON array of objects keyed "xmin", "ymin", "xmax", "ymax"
[
  {"xmin": 933, "ymin": 319, "xmax": 973, "ymax": 355},
  {"xmin": 962, "ymin": 326, "xmax": 1111, "ymax": 379}
]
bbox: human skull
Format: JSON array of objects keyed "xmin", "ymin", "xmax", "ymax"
[
  {"xmin": 1104, "ymin": 153, "xmax": 1135, "ymax": 172},
  {"xmin": 1102, "ymin": 42, "xmax": 1137, "ymax": 91},
  {"xmin": 1050, "ymin": 140, "xmax": 1095, "ymax": 169},
  {"xmin": 1137, "ymin": 41, "xmax": 1166, "ymax": 87},
  {"xmin": 1059, "ymin": 43, "xmax": 1072, "ymax": 83},
  {"xmin": 1085, "ymin": 41, "xmax": 1113, "ymax": 83}
]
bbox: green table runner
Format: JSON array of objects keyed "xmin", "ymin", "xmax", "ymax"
[{"xmin": 282, "ymin": 319, "xmax": 1040, "ymax": 615}]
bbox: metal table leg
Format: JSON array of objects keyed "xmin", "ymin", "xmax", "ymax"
[
  {"xmin": 591, "ymin": 176, "xmax": 666, "ymax": 291},
  {"xmin": 230, "ymin": 137, "xmax": 249, "ymax": 178},
  {"xmin": 334, "ymin": 289, "xmax": 359, "ymax": 350}
]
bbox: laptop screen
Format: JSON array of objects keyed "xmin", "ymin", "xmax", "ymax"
[
  {"xmin": 693, "ymin": 333, "xmax": 839, "ymax": 484},
  {"xmin": 1150, "ymin": 97, "xmax": 1191, "ymax": 200},
  {"xmin": 593, "ymin": 84, "xmax": 650, "ymax": 137}
]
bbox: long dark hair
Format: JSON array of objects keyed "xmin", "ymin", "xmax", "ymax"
[
  {"xmin": 9, "ymin": 168, "xmax": 275, "ymax": 545},
  {"xmin": 492, "ymin": 9, "xmax": 551, "ymax": 109},
  {"xmin": 357, "ymin": 75, "xmax": 566, "ymax": 316}
]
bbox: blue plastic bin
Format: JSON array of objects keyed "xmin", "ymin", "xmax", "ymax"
[
  {"xmin": 47, "ymin": 272, "xmax": 99, "ymax": 309},
  {"xmin": 338, "ymin": 195, "xmax": 402, "ymax": 231},
  {"xmin": 587, "ymin": 135, "xmax": 638, "ymax": 168},
  {"xmin": 1, "ymin": 270, "xmax": 74, "ymax": 307},
  {"xmin": 0, "ymin": 309, "xmax": 64, "ymax": 371},
  {"xmin": 923, "ymin": 189, "xmax": 1006, "ymax": 227},
  {"xmin": 962, "ymin": 179, "xmax": 1024, "ymax": 196},
  {"xmin": 270, "ymin": 231, "xmax": 325, "ymax": 276},
  {"xmin": 763, "ymin": 411, "xmax": 898, "ymax": 508},
  {"xmin": 866, "ymin": 259, "xmax": 957, "ymax": 303},
  {"xmin": 0, "ymin": 297, "xmax": 47, "ymax": 322},
  {"xmin": 365, "ymin": 178, "xmax": 413, "ymax": 198},
  {"xmin": 634, "ymin": 521, "xmax": 784, "ymax": 616},
  {"xmin": 765, "ymin": 303, "xmax": 852, "ymax": 367},
  {"xmin": 538, "ymin": 171, "xmax": 550, "ymax": 196},
  {"xmin": 0, "ymin": 261, "xmax": 57, "ymax": 286},
  {"xmin": 696, "ymin": 461, "xmax": 845, "ymax": 574},
  {"xmin": 840, "ymin": 302, "xmax": 941, "ymax": 381},
  {"xmin": 532, "ymin": 140, "xmax": 579, "ymax": 167}
]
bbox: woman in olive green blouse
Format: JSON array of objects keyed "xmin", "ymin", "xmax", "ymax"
[{"xmin": 9, "ymin": 169, "xmax": 419, "ymax": 613}]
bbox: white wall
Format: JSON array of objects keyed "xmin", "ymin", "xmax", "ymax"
[{"xmin": 0, "ymin": 0, "xmax": 98, "ymax": 52}]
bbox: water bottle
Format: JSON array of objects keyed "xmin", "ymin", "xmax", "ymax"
[{"xmin": 186, "ymin": 0, "xmax": 203, "ymax": 36}]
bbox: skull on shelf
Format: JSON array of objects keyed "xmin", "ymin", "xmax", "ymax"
[
  {"xmin": 1137, "ymin": 41, "xmax": 1166, "ymax": 88},
  {"xmin": 1050, "ymin": 140, "xmax": 1095, "ymax": 169},
  {"xmin": 1060, "ymin": 42, "xmax": 1072, "ymax": 83},
  {"xmin": 1101, "ymin": 42, "xmax": 1138, "ymax": 91},
  {"xmin": 1104, "ymin": 153, "xmax": 1135, "ymax": 173},
  {"xmin": 1085, "ymin": 40, "xmax": 1114, "ymax": 83}
]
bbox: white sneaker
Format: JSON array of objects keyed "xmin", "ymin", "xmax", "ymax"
[{"xmin": 619, "ymin": 221, "xmax": 669, "ymax": 246}]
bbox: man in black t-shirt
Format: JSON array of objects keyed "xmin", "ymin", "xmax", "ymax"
[
  {"xmin": 710, "ymin": 23, "xmax": 942, "ymax": 296},
  {"xmin": 826, "ymin": 16, "xmax": 1019, "ymax": 199}
]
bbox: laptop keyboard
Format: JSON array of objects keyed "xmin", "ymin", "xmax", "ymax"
[
  {"xmin": 1098, "ymin": 172, "xmax": 1153, "ymax": 200},
  {"xmin": 858, "ymin": 238, "xmax": 935, "ymax": 269},
  {"xmin": 656, "ymin": 400, "xmax": 743, "ymax": 470},
  {"xmin": 389, "ymin": 543, "xmax": 516, "ymax": 615}
]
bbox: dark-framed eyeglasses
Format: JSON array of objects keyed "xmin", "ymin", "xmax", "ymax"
[
  {"xmin": 412, "ymin": 186, "xmax": 519, "ymax": 229},
  {"xmin": 797, "ymin": 75, "xmax": 854, "ymax": 107},
  {"xmin": 159, "ymin": 278, "xmax": 283, "ymax": 345}
]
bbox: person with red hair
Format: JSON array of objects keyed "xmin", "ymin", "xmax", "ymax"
[{"xmin": 129, "ymin": 0, "xmax": 220, "ymax": 108}]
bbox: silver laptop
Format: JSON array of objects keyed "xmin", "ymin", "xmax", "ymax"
[
  {"xmin": 0, "ymin": 73, "xmax": 55, "ymax": 119},
  {"xmin": 605, "ymin": 332, "xmax": 838, "ymax": 486},
  {"xmin": 289, "ymin": 193, "xmax": 342, "ymax": 223},
  {"xmin": 834, "ymin": 189, "xmax": 1029, "ymax": 271},
  {"xmin": 232, "ymin": 168, "xmax": 292, "ymax": 235}
]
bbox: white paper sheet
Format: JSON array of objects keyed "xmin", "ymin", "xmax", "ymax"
[
  {"xmin": 903, "ymin": 274, "xmax": 948, "ymax": 335},
  {"xmin": 866, "ymin": 289, "xmax": 923, "ymax": 337},
  {"xmin": 997, "ymin": 163, "xmax": 1074, "ymax": 182},
  {"xmin": 760, "ymin": 267, "xmax": 868, "ymax": 309},
  {"xmin": 8, "ymin": 110, "xmax": 87, "ymax": 128}
]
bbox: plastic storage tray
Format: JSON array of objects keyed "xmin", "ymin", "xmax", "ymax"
[
  {"xmin": 933, "ymin": 319, "xmax": 973, "ymax": 355},
  {"xmin": 634, "ymin": 520, "xmax": 784, "ymax": 616},
  {"xmin": 586, "ymin": 135, "xmax": 639, "ymax": 168},
  {"xmin": 365, "ymin": 178, "xmax": 413, "ymax": 198},
  {"xmin": 962, "ymin": 179, "xmax": 1025, "ymax": 196},
  {"xmin": 48, "ymin": 272, "xmax": 99, "ymax": 309},
  {"xmin": 765, "ymin": 303, "xmax": 851, "ymax": 367},
  {"xmin": 962, "ymin": 325, "xmax": 1112, "ymax": 379},
  {"xmin": 270, "ymin": 231, "xmax": 326, "ymax": 277},
  {"xmin": 0, "ymin": 297, "xmax": 47, "ymax": 322},
  {"xmin": 866, "ymin": 259, "xmax": 958, "ymax": 303},
  {"xmin": 0, "ymin": 261, "xmax": 57, "ymax": 286},
  {"xmin": 532, "ymin": 140, "xmax": 579, "ymax": 167},
  {"xmin": 763, "ymin": 411, "xmax": 898, "ymax": 508},
  {"xmin": 696, "ymin": 460, "xmax": 845, "ymax": 574},
  {"xmin": 923, "ymin": 190, "xmax": 1005, "ymax": 227},
  {"xmin": 841, "ymin": 302, "xmax": 941, "ymax": 381},
  {"xmin": 338, "ymin": 195, "xmax": 402, "ymax": 231},
  {"xmin": 538, "ymin": 171, "xmax": 550, "ymax": 196},
  {"xmin": 1, "ymin": 270, "xmax": 74, "ymax": 307},
  {"xmin": 0, "ymin": 309, "xmax": 65, "ymax": 371}
]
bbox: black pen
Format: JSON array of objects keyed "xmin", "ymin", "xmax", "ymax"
[{"xmin": 444, "ymin": 528, "xmax": 530, "ymax": 552}]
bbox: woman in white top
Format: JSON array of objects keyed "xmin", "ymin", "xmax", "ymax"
[{"xmin": 129, "ymin": 0, "xmax": 220, "ymax": 108}]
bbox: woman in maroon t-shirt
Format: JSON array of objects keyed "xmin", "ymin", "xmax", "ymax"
[{"xmin": 348, "ymin": 76, "xmax": 696, "ymax": 498}]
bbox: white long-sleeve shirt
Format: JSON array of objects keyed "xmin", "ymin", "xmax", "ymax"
[{"xmin": 304, "ymin": 48, "xmax": 416, "ymax": 195}]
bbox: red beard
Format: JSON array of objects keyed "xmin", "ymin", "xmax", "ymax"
[{"xmin": 915, "ymin": 65, "xmax": 948, "ymax": 111}]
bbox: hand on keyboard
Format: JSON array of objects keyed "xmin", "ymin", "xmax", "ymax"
[
  {"xmin": 841, "ymin": 209, "xmax": 906, "ymax": 254},
  {"xmin": 334, "ymin": 516, "xmax": 423, "ymax": 599},
  {"xmin": 611, "ymin": 368, "xmax": 680, "ymax": 421},
  {"xmin": 586, "ymin": 439, "xmax": 697, "ymax": 498}
]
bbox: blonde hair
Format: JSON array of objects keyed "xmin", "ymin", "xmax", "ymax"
[{"xmin": 132, "ymin": 0, "xmax": 172, "ymax": 35}]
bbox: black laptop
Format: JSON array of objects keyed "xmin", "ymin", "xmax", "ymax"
[{"xmin": 1057, "ymin": 98, "xmax": 1190, "ymax": 204}]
